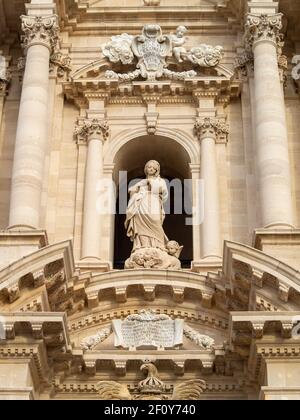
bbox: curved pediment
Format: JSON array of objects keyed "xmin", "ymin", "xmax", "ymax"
[{"xmin": 1, "ymin": 240, "xmax": 300, "ymax": 317}]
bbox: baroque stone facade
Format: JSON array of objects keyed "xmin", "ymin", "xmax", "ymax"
[{"xmin": 1, "ymin": 0, "xmax": 300, "ymax": 400}]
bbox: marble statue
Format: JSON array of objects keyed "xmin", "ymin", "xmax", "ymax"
[{"xmin": 124, "ymin": 161, "xmax": 183, "ymax": 269}]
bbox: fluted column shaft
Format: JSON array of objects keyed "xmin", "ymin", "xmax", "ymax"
[
  {"xmin": 75, "ymin": 119, "xmax": 110, "ymax": 260},
  {"xmin": 9, "ymin": 15, "xmax": 59, "ymax": 228},
  {"xmin": 246, "ymin": 13, "xmax": 294, "ymax": 228}
]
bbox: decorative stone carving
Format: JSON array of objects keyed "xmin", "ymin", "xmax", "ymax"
[
  {"xmin": 74, "ymin": 118, "xmax": 110, "ymax": 143},
  {"xmin": 80, "ymin": 326, "xmax": 113, "ymax": 350},
  {"xmin": 234, "ymin": 50, "xmax": 254, "ymax": 80},
  {"xmin": 292, "ymin": 55, "xmax": 300, "ymax": 93},
  {"xmin": 97, "ymin": 363, "xmax": 206, "ymax": 400},
  {"xmin": 103, "ymin": 25, "xmax": 223, "ymax": 81},
  {"xmin": 124, "ymin": 160, "xmax": 183, "ymax": 270},
  {"xmin": 21, "ymin": 15, "xmax": 59, "ymax": 53},
  {"xmin": 0, "ymin": 55, "xmax": 11, "ymax": 94},
  {"xmin": 50, "ymin": 51, "xmax": 72, "ymax": 78},
  {"xmin": 292, "ymin": 55, "xmax": 300, "ymax": 81},
  {"xmin": 125, "ymin": 246, "xmax": 182, "ymax": 270},
  {"xmin": 183, "ymin": 325, "xmax": 215, "ymax": 349},
  {"xmin": 195, "ymin": 117, "xmax": 229, "ymax": 144},
  {"xmin": 103, "ymin": 33, "xmax": 134, "ymax": 65},
  {"xmin": 97, "ymin": 381, "xmax": 132, "ymax": 400},
  {"xmin": 138, "ymin": 363, "xmax": 165, "ymax": 395},
  {"xmin": 131, "ymin": 24, "xmax": 171, "ymax": 81},
  {"xmin": 112, "ymin": 309, "xmax": 184, "ymax": 349},
  {"xmin": 170, "ymin": 26, "xmax": 188, "ymax": 63},
  {"xmin": 187, "ymin": 45, "xmax": 224, "ymax": 67},
  {"xmin": 245, "ymin": 13, "xmax": 284, "ymax": 52},
  {"xmin": 143, "ymin": 0, "xmax": 160, "ymax": 5}
]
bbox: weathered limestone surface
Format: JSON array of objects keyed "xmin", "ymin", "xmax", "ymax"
[{"xmin": 0, "ymin": 0, "xmax": 300, "ymax": 401}]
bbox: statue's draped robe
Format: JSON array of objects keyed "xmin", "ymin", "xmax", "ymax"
[{"xmin": 125, "ymin": 177, "xmax": 169, "ymax": 250}]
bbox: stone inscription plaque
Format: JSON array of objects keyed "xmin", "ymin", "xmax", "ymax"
[{"xmin": 112, "ymin": 310, "xmax": 183, "ymax": 349}]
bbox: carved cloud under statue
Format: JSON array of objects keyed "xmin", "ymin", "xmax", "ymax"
[{"xmin": 103, "ymin": 24, "xmax": 224, "ymax": 81}]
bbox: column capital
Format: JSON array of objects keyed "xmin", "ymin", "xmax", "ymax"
[
  {"xmin": 194, "ymin": 117, "xmax": 229, "ymax": 144},
  {"xmin": 245, "ymin": 13, "xmax": 284, "ymax": 51},
  {"xmin": 21, "ymin": 14, "xmax": 59, "ymax": 53},
  {"xmin": 74, "ymin": 118, "xmax": 110, "ymax": 144}
]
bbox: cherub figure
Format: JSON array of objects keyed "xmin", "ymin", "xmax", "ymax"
[
  {"xmin": 170, "ymin": 26, "xmax": 188, "ymax": 63},
  {"xmin": 166, "ymin": 241, "xmax": 183, "ymax": 270},
  {"xmin": 166, "ymin": 241, "xmax": 183, "ymax": 258}
]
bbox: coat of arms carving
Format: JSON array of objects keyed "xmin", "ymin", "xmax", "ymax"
[{"xmin": 103, "ymin": 25, "xmax": 224, "ymax": 82}]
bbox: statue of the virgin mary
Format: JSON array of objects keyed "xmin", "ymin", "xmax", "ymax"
[{"xmin": 125, "ymin": 160, "xmax": 183, "ymax": 270}]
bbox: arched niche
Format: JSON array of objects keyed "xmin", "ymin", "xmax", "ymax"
[{"xmin": 112, "ymin": 135, "xmax": 193, "ymax": 269}]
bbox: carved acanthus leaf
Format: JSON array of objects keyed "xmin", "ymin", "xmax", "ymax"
[
  {"xmin": 195, "ymin": 117, "xmax": 229, "ymax": 143},
  {"xmin": 183, "ymin": 325, "xmax": 215, "ymax": 349},
  {"xmin": 21, "ymin": 15, "xmax": 59, "ymax": 52},
  {"xmin": 80, "ymin": 325, "xmax": 113, "ymax": 350},
  {"xmin": 50, "ymin": 51, "xmax": 72, "ymax": 78},
  {"xmin": 74, "ymin": 118, "xmax": 110, "ymax": 143},
  {"xmin": 245, "ymin": 13, "xmax": 284, "ymax": 52}
]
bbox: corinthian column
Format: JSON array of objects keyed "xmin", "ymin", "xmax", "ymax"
[
  {"xmin": 75, "ymin": 119, "xmax": 110, "ymax": 260},
  {"xmin": 245, "ymin": 13, "xmax": 294, "ymax": 228},
  {"xmin": 9, "ymin": 14, "xmax": 59, "ymax": 228},
  {"xmin": 195, "ymin": 117, "xmax": 228, "ymax": 260}
]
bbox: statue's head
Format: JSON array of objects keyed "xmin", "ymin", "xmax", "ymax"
[
  {"xmin": 144, "ymin": 160, "xmax": 160, "ymax": 177},
  {"xmin": 176, "ymin": 26, "xmax": 187, "ymax": 37},
  {"xmin": 166, "ymin": 240, "xmax": 183, "ymax": 257}
]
